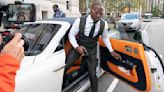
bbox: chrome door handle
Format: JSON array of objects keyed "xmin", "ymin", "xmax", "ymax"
[{"xmin": 53, "ymin": 64, "xmax": 66, "ymax": 72}]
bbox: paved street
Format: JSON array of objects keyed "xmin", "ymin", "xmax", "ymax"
[
  {"xmin": 147, "ymin": 18, "xmax": 164, "ymax": 61},
  {"xmin": 86, "ymin": 18, "xmax": 164, "ymax": 92}
]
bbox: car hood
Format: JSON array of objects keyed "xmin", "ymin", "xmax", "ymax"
[{"xmin": 119, "ymin": 19, "xmax": 139, "ymax": 23}]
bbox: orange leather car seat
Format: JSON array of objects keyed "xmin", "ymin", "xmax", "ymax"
[{"xmin": 64, "ymin": 40, "xmax": 82, "ymax": 74}]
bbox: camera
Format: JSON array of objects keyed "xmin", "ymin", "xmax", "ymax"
[{"xmin": 0, "ymin": 31, "xmax": 29, "ymax": 51}]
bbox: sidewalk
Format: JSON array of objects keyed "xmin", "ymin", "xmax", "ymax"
[{"xmin": 108, "ymin": 23, "xmax": 118, "ymax": 32}]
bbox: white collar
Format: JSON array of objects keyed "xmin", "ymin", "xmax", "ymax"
[
  {"xmin": 87, "ymin": 15, "xmax": 100, "ymax": 24},
  {"xmin": 88, "ymin": 15, "xmax": 94, "ymax": 23}
]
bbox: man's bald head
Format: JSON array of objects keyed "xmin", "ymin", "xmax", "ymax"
[{"xmin": 91, "ymin": 1, "xmax": 103, "ymax": 10}]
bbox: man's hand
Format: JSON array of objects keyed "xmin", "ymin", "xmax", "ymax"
[
  {"xmin": 76, "ymin": 46, "xmax": 87, "ymax": 56},
  {"xmin": 110, "ymin": 51, "xmax": 121, "ymax": 60},
  {"xmin": 1, "ymin": 33, "xmax": 25, "ymax": 62}
]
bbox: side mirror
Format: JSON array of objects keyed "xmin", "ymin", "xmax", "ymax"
[
  {"xmin": 133, "ymin": 31, "xmax": 149, "ymax": 45},
  {"xmin": 7, "ymin": 3, "xmax": 36, "ymax": 23},
  {"xmin": 133, "ymin": 31, "xmax": 142, "ymax": 41}
]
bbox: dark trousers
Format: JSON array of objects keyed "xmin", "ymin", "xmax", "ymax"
[{"xmin": 65, "ymin": 47, "xmax": 97, "ymax": 92}]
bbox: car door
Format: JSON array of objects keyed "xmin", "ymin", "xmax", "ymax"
[
  {"xmin": 15, "ymin": 21, "xmax": 70, "ymax": 92},
  {"xmin": 15, "ymin": 50, "xmax": 66, "ymax": 92},
  {"xmin": 99, "ymin": 38, "xmax": 151, "ymax": 92}
]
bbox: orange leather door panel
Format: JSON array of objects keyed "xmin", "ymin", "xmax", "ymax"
[{"xmin": 99, "ymin": 38, "xmax": 151, "ymax": 92}]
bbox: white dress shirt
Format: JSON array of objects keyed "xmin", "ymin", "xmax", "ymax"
[{"xmin": 69, "ymin": 15, "xmax": 114, "ymax": 52}]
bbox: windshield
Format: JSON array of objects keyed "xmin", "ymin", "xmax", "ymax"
[
  {"xmin": 143, "ymin": 15, "xmax": 151, "ymax": 19},
  {"xmin": 121, "ymin": 14, "xmax": 139, "ymax": 20},
  {"xmin": 15, "ymin": 24, "xmax": 61, "ymax": 56}
]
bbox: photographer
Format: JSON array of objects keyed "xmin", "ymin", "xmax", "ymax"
[{"xmin": 0, "ymin": 33, "xmax": 24, "ymax": 92}]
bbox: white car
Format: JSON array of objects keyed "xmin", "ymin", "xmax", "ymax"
[
  {"xmin": 9, "ymin": 18, "xmax": 164, "ymax": 92},
  {"xmin": 118, "ymin": 12, "xmax": 141, "ymax": 32},
  {"xmin": 143, "ymin": 13, "xmax": 152, "ymax": 22}
]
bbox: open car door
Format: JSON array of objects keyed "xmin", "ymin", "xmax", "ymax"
[{"xmin": 99, "ymin": 38, "xmax": 152, "ymax": 92}]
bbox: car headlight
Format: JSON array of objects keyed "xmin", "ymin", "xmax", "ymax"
[{"xmin": 131, "ymin": 22, "xmax": 139, "ymax": 28}]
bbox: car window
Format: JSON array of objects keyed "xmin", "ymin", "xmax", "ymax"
[
  {"xmin": 16, "ymin": 24, "xmax": 61, "ymax": 56},
  {"xmin": 143, "ymin": 15, "xmax": 151, "ymax": 19},
  {"xmin": 109, "ymin": 27, "xmax": 138, "ymax": 42},
  {"xmin": 121, "ymin": 14, "xmax": 139, "ymax": 20},
  {"xmin": 54, "ymin": 38, "xmax": 64, "ymax": 52}
]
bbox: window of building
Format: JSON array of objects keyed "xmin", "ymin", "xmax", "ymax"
[
  {"xmin": 42, "ymin": 11, "xmax": 48, "ymax": 19},
  {"xmin": 66, "ymin": 1, "xmax": 70, "ymax": 10}
]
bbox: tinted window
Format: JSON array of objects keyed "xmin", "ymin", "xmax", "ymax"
[
  {"xmin": 122, "ymin": 14, "xmax": 139, "ymax": 20},
  {"xmin": 16, "ymin": 24, "xmax": 61, "ymax": 56},
  {"xmin": 143, "ymin": 15, "xmax": 151, "ymax": 19}
]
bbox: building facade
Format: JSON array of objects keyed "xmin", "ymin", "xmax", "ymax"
[
  {"xmin": 0, "ymin": 0, "xmax": 81, "ymax": 20},
  {"xmin": 25, "ymin": 0, "xmax": 81, "ymax": 19}
]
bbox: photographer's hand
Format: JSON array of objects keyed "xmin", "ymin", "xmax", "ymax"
[{"xmin": 1, "ymin": 33, "xmax": 25, "ymax": 62}]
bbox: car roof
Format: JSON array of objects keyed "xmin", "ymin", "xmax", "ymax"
[
  {"xmin": 122, "ymin": 12, "xmax": 139, "ymax": 16},
  {"xmin": 24, "ymin": 17, "xmax": 77, "ymax": 26},
  {"xmin": 45, "ymin": 17, "xmax": 77, "ymax": 25},
  {"xmin": 144, "ymin": 13, "xmax": 152, "ymax": 16}
]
